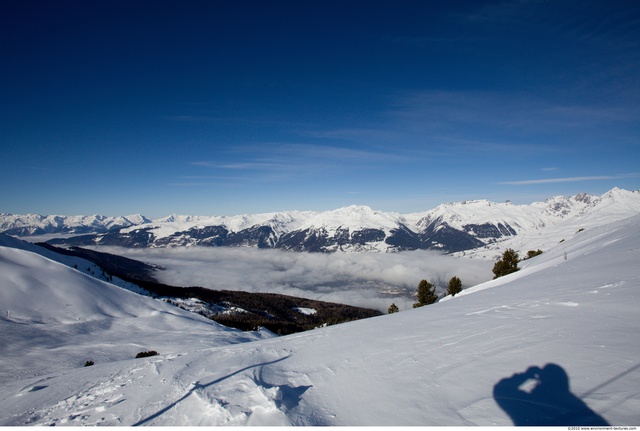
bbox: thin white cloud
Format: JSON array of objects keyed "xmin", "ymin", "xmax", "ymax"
[
  {"xmin": 429, "ymin": 136, "xmax": 558, "ymax": 156},
  {"xmin": 499, "ymin": 172, "xmax": 640, "ymax": 186},
  {"xmin": 390, "ymin": 90, "xmax": 636, "ymax": 141},
  {"xmin": 188, "ymin": 143, "xmax": 409, "ymax": 184},
  {"xmin": 166, "ymin": 115, "xmax": 219, "ymax": 122},
  {"xmin": 498, "ymin": 176, "xmax": 615, "ymax": 185},
  {"xmin": 192, "ymin": 161, "xmax": 282, "ymax": 170},
  {"xmin": 168, "ymin": 182, "xmax": 219, "ymax": 187},
  {"xmin": 251, "ymin": 142, "xmax": 407, "ymax": 164},
  {"xmin": 300, "ymin": 128, "xmax": 401, "ymax": 144}
]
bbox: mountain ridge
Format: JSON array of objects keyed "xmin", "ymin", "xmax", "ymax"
[{"xmin": 2, "ymin": 188, "xmax": 639, "ymax": 254}]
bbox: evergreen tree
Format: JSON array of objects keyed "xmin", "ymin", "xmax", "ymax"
[
  {"xmin": 413, "ymin": 279, "xmax": 438, "ymax": 308},
  {"xmin": 492, "ymin": 248, "xmax": 520, "ymax": 279},
  {"xmin": 447, "ymin": 276, "xmax": 462, "ymax": 297},
  {"xmin": 387, "ymin": 303, "xmax": 399, "ymax": 314}
]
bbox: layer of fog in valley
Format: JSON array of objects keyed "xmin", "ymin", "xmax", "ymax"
[{"xmin": 94, "ymin": 247, "xmax": 493, "ymax": 312}]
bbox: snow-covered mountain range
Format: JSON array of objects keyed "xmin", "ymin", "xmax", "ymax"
[
  {"xmin": 0, "ymin": 213, "xmax": 151, "ymax": 237},
  {"xmin": 3, "ymin": 188, "xmax": 639, "ymax": 254},
  {"xmin": 1, "ymin": 208, "xmax": 638, "ymax": 425}
]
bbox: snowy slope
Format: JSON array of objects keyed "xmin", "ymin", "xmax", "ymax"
[
  {"xmin": 0, "ymin": 243, "xmax": 274, "ymax": 385},
  {"xmin": 0, "ymin": 233, "xmax": 151, "ymax": 295},
  {"xmin": 0, "ymin": 214, "xmax": 638, "ymax": 425}
]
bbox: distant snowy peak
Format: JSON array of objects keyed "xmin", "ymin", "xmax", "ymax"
[
  {"xmin": 3, "ymin": 188, "xmax": 640, "ymax": 254},
  {"xmin": 0, "ymin": 213, "xmax": 151, "ymax": 236},
  {"xmin": 423, "ymin": 188, "xmax": 640, "ymax": 230},
  {"xmin": 299, "ymin": 205, "xmax": 401, "ymax": 232},
  {"xmin": 122, "ymin": 214, "xmax": 153, "ymax": 225},
  {"xmin": 592, "ymin": 187, "xmax": 640, "ymax": 212},
  {"xmin": 130, "ymin": 210, "xmax": 317, "ymax": 239},
  {"xmin": 153, "ymin": 214, "xmax": 217, "ymax": 224}
]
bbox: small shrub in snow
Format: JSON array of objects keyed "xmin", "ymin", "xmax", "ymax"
[
  {"xmin": 387, "ymin": 303, "xmax": 399, "ymax": 314},
  {"xmin": 135, "ymin": 350, "xmax": 159, "ymax": 359},
  {"xmin": 524, "ymin": 249, "xmax": 543, "ymax": 260},
  {"xmin": 84, "ymin": 360, "xmax": 95, "ymax": 367}
]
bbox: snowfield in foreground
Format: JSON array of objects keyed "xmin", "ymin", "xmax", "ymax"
[{"xmin": 0, "ymin": 215, "xmax": 639, "ymax": 425}]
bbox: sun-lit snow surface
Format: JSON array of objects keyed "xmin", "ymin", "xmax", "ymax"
[
  {"xmin": 0, "ymin": 233, "xmax": 151, "ymax": 296},
  {"xmin": 1, "ymin": 215, "xmax": 639, "ymax": 425},
  {"xmin": 0, "ymin": 238, "xmax": 274, "ymax": 386}
]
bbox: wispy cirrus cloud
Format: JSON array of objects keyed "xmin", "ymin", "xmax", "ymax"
[
  {"xmin": 498, "ymin": 176, "xmax": 616, "ymax": 185},
  {"xmin": 183, "ymin": 142, "xmax": 412, "ymax": 188},
  {"xmin": 168, "ymin": 182, "xmax": 221, "ymax": 187},
  {"xmin": 191, "ymin": 161, "xmax": 283, "ymax": 170},
  {"xmin": 300, "ymin": 127, "xmax": 402, "ymax": 144},
  {"xmin": 391, "ymin": 90, "xmax": 635, "ymax": 133},
  {"xmin": 251, "ymin": 142, "xmax": 408, "ymax": 163},
  {"xmin": 381, "ymin": 88, "xmax": 640, "ymax": 173},
  {"xmin": 499, "ymin": 172, "xmax": 640, "ymax": 186},
  {"xmin": 192, "ymin": 143, "xmax": 408, "ymax": 175},
  {"xmin": 427, "ymin": 136, "xmax": 559, "ymax": 156},
  {"xmin": 169, "ymin": 174, "xmax": 248, "ymax": 187}
]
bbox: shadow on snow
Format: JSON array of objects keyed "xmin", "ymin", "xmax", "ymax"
[{"xmin": 493, "ymin": 363, "xmax": 609, "ymax": 426}]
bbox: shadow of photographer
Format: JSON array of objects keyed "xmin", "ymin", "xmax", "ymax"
[{"xmin": 493, "ymin": 363, "xmax": 609, "ymax": 426}]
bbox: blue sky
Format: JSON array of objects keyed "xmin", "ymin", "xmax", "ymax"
[{"xmin": 1, "ymin": 0, "xmax": 639, "ymax": 218}]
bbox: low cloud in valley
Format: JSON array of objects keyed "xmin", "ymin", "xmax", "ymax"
[{"xmin": 103, "ymin": 247, "xmax": 494, "ymax": 312}]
